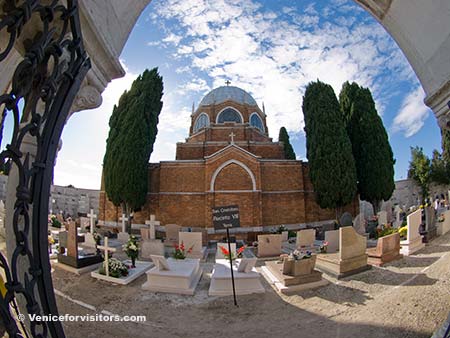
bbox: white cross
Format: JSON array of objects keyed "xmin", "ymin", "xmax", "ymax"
[
  {"xmin": 145, "ymin": 214, "xmax": 160, "ymax": 240},
  {"xmin": 97, "ymin": 237, "xmax": 116, "ymax": 277},
  {"xmin": 119, "ymin": 214, "xmax": 128, "ymax": 233},
  {"xmin": 87, "ymin": 209, "xmax": 97, "ymax": 235},
  {"xmin": 229, "ymin": 132, "xmax": 235, "ymax": 144}
]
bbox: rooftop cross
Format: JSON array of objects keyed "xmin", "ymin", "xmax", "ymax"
[
  {"xmin": 229, "ymin": 132, "xmax": 235, "ymax": 144},
  {"xmin": 225, "ymin": 80, "xmax": 231, "ymax": 86}
]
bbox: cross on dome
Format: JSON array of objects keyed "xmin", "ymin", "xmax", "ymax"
[{"xmin": 225, "ymin": 80, "xmax": 231, "ymax": 86}]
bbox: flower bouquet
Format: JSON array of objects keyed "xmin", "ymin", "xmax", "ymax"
[
  {"xmin": 123, "ymin": 235, "xmax": 139, "ymax": 267},
  {"xmin": 172, "ymin": 241, "xmax": 193, "ymax": 260},
  {"xmin": 219, "ymin": 245, "xmax": 246, "ymax": 262},
  {"xmin": 99, "ymin": 257, "xmax": 128, "ymax": 278}
]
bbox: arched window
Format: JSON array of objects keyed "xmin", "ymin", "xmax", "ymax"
[
  {"xmin": 250, "ymin": 113, "xmax": 264, "ymax": 132},
  {"xmin": 193, "ymin": 113, "xmax": 209, "ymax": 132},
  {"xmin": 217, "ymin": 107, "xmax": 243, "ymax": 124}
]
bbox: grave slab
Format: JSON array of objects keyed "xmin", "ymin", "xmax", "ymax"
[
  {"xmin": 91, "ymin": 260, "xmax": 153, "ymax": 285},
  {"xmin": 142, "ymin": 257, "xmax": 202, "ymax": 295},
  {"xmin": 209, "ymin": 259, "xmax": 265, "ymax": 296},
  {"xmin": 367, "ymin": 233, "xmax": 403, "ymax": 266},
  {"xmin": 262, "ymin": 261, "xmax": 328, "ymax": 294}
]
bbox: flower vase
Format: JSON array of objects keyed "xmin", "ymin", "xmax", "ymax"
[{"xmin": 131, "ymin": 257, "xmax": 136, "ymax": 268}]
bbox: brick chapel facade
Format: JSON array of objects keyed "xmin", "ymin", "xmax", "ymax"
[{"xmin": 98, "ymin": 85, "xmax": 358, "ymax": 229}]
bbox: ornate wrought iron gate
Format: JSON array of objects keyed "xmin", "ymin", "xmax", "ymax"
[{"xmin": 0, "ymin": 0, "xmax": 90, "ymax": 336}]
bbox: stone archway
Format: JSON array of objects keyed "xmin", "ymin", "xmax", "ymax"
[{"xmin": 1, "ymin": 1, "xmax": 450, "ymax": 337}]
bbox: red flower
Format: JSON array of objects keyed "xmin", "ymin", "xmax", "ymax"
[
  {"xmin": 237, "ymin": 246, "xmax": 246, "ymax": 254},
  {"xmin": 219, "ymin": 246, "xmax": 229, "ymax": 255}
]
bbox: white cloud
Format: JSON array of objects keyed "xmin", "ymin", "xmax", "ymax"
[
  {"xmin": 151, "ymin": 0, "xmax": 414, "ymax": 136},
  {"xmin": 391, "ymin": 86, "xmax": 430, "ymax": 137}
]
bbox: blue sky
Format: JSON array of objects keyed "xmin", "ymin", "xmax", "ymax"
[{"xmin": 37, "ymin": 0, "xmax": 442, "ymax": 189}]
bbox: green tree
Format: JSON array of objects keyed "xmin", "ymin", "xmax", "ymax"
[
  {"xmin": 339, "ymin": 82, "xmax": 395, "ymax": 212},
  {"xmin": 408, "ymin": 146, "xmax": 431, "ymax": 204},
  {"xmin": 302, "ymin": 80, "xmax": 357, "ymax": 217},
  {"xmin": 103, "ymin": 68, "xmax": 163, "ymax": 233},
  {"xmin": 278, "ymin": 127, "xmax": 296, "ymax": 160},
  {"xmin": 430, "ymin": 149, "xmax": 449, "ymax": 185}
]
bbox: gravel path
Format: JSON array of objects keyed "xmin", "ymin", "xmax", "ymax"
[{"xmin": 52, "ymin": 232, "xmax": 450, "ymax": 338}]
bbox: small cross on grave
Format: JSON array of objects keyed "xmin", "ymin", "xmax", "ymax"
[
  {"xmin": 97, "ymin": 237, "xmax": 116, "ymax": 277},
  {"xmin": 225, "ymin": 80, "xmax": 231, "ymax": 86},
  {"xmin": 145, "ymin": 214, "xmax": 160, "ymax": 240},
  {"xmin": 119, "ymin": 214, "xmax": 128, "ymax": 233},
  {"xmin": 87, "ymin": 209, "xmax": 97, "ymax": 235},
  {"xmin": 229, "ymin": 132, "xmax": 235, "ymax": 144}
]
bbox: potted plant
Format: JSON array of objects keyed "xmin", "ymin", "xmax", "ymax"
[
  {"xmin": 319, "ymin": 241, "xmax": 329, "ymax": 253},
  {"xmin": 172, "ymin": 241, "xmax": 193, "ymax": 260},
  {"xmin": 282, "ymin": 250, "xmax": 316, "ymax": 276},
  {"xmin": 123, "ymin": 235, "xmax": 139, "ymax": 268}
]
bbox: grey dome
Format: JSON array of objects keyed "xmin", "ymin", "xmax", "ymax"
[{"xmin": 199, "ymin": 86, "xmax": 257, "ymax": 106}]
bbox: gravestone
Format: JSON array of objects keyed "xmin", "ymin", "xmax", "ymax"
[
  {"xmin": 316, "ymin": 226, "xmax": 370, "ymax": 279},
  {"xmin": 281, "ymin": 231, "xmax": 289, "ymax": 242},
  {"xmin": 296, "ymin": 229, "xmax": 316, "ymax": 249},
  {"xmin": 353, "ymin": 213, "xmax": 366, "ymax": 235},
  {"xmin": 83, "ymin": 233, "xmax": 97, "ymax": 248},
  {"xmin": 117, "ymin": 214, "xmax": 130, "ymax": 243},
  {"xmin": 87, "ymin": 209, "xmax": 97, "ymax": 234},
  {"xmin": 422, "ymin": 206, "xmax": 437, "ymax": 242},
  {"xmin": 257, "ymin": 234, "xmax": 282, "ymax": 257},
  {"xmin": 393, "ymin": 206, "xmax": 403, "ymax": 228},
  {"xmin": 179, "ymin": 232, "xmax": 206, "ymax": 259},
  {"xmin": 340, "ymin": 212, "xmax": 353, "ymax": 227},
  {"xmin": 377, "ymin": 211, "xmax": 388, "ymax": 226},
  {"xmin": 57, "ymin": 222, "xmax": 102, "ymax": 268},
  {"xmin": 79, "ymin": 217, "xmax": 90, "ymax": 232},
  {"xmin": 324, "ymin": 230, "xmax": 339, "ymax": 253},
  {"xmin": 165, "ymin": 224, "xmax": 180, "ymax": 247},
  {"xmin": 144, "ymin": 214, "xmax": 160, "ymax": 240},
  {"xmin": 97, "ymin": 237, "xmax": 117, "ymax": 277},
  {"xmin": 360, "ymin": 200, "xmax": 374, "ymax": 219},
  {"xmin": 140, "ymin": 227, "xmax": 164, "ymax": 259},
  {"xmin": 400, "ymin": 209, "xmax": 425, "ymax": 256}
]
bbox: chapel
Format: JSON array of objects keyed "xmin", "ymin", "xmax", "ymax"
[{"xmin": 98, "ymin": 85, "xmax": 358, "ymax": 230}]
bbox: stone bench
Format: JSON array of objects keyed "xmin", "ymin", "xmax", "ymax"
[{"xmin": 367, "ymin": 232, "xmax": 402, "ymax": 266}]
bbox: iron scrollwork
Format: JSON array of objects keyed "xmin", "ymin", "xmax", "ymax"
[{"xmin": 0, "ymin": 0, "xmax": 90, "ymax": 337}]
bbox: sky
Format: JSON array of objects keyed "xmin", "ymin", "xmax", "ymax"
[{"xmin": 12, "ymin": 0, "xmax": 442, "ymax": 189}]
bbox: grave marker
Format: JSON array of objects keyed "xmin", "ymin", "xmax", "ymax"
[{"xmin": 97, "ymin": 237, "xmax": 117, "ymax": 277}]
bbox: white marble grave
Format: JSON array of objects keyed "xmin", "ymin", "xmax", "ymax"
[
  {"xmin": 209, "ymin": 258, "xmax": 265, "ymax": 296},
  {"xmin": 91, "ymin": 260, "xmax": 153, "ymax": 285},
  {"xmin": 257, "ymin": 234, "xmax": 282, "ymax": 257},
  {"xmin": 142, "ymin": 256, "xmax": 202, "ymax": 295}
]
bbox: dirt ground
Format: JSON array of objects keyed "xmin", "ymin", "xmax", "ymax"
[{"xmin": 51, "ymin": 232, "xmax": 450, "ymax": 338}]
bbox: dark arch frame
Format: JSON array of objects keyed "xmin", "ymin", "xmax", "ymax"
[{"xmin": 0, "ymin": 1, "xmax": 90, "ymax": 337}]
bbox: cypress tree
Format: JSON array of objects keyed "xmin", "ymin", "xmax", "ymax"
[
  {"xmin": 278, "ymin": 127, "xmax": 296, "ymax": 160},
  {"xmin": 103, "ymin": 68, "xmax": 163, "ymax": 233},
  {"xmin": 302, "ymin": 80, "xmax": 357, "ymax": 217},
  {"xmin": 339, "ymin": 82, "xmax": 395, "ymax": 212}
]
